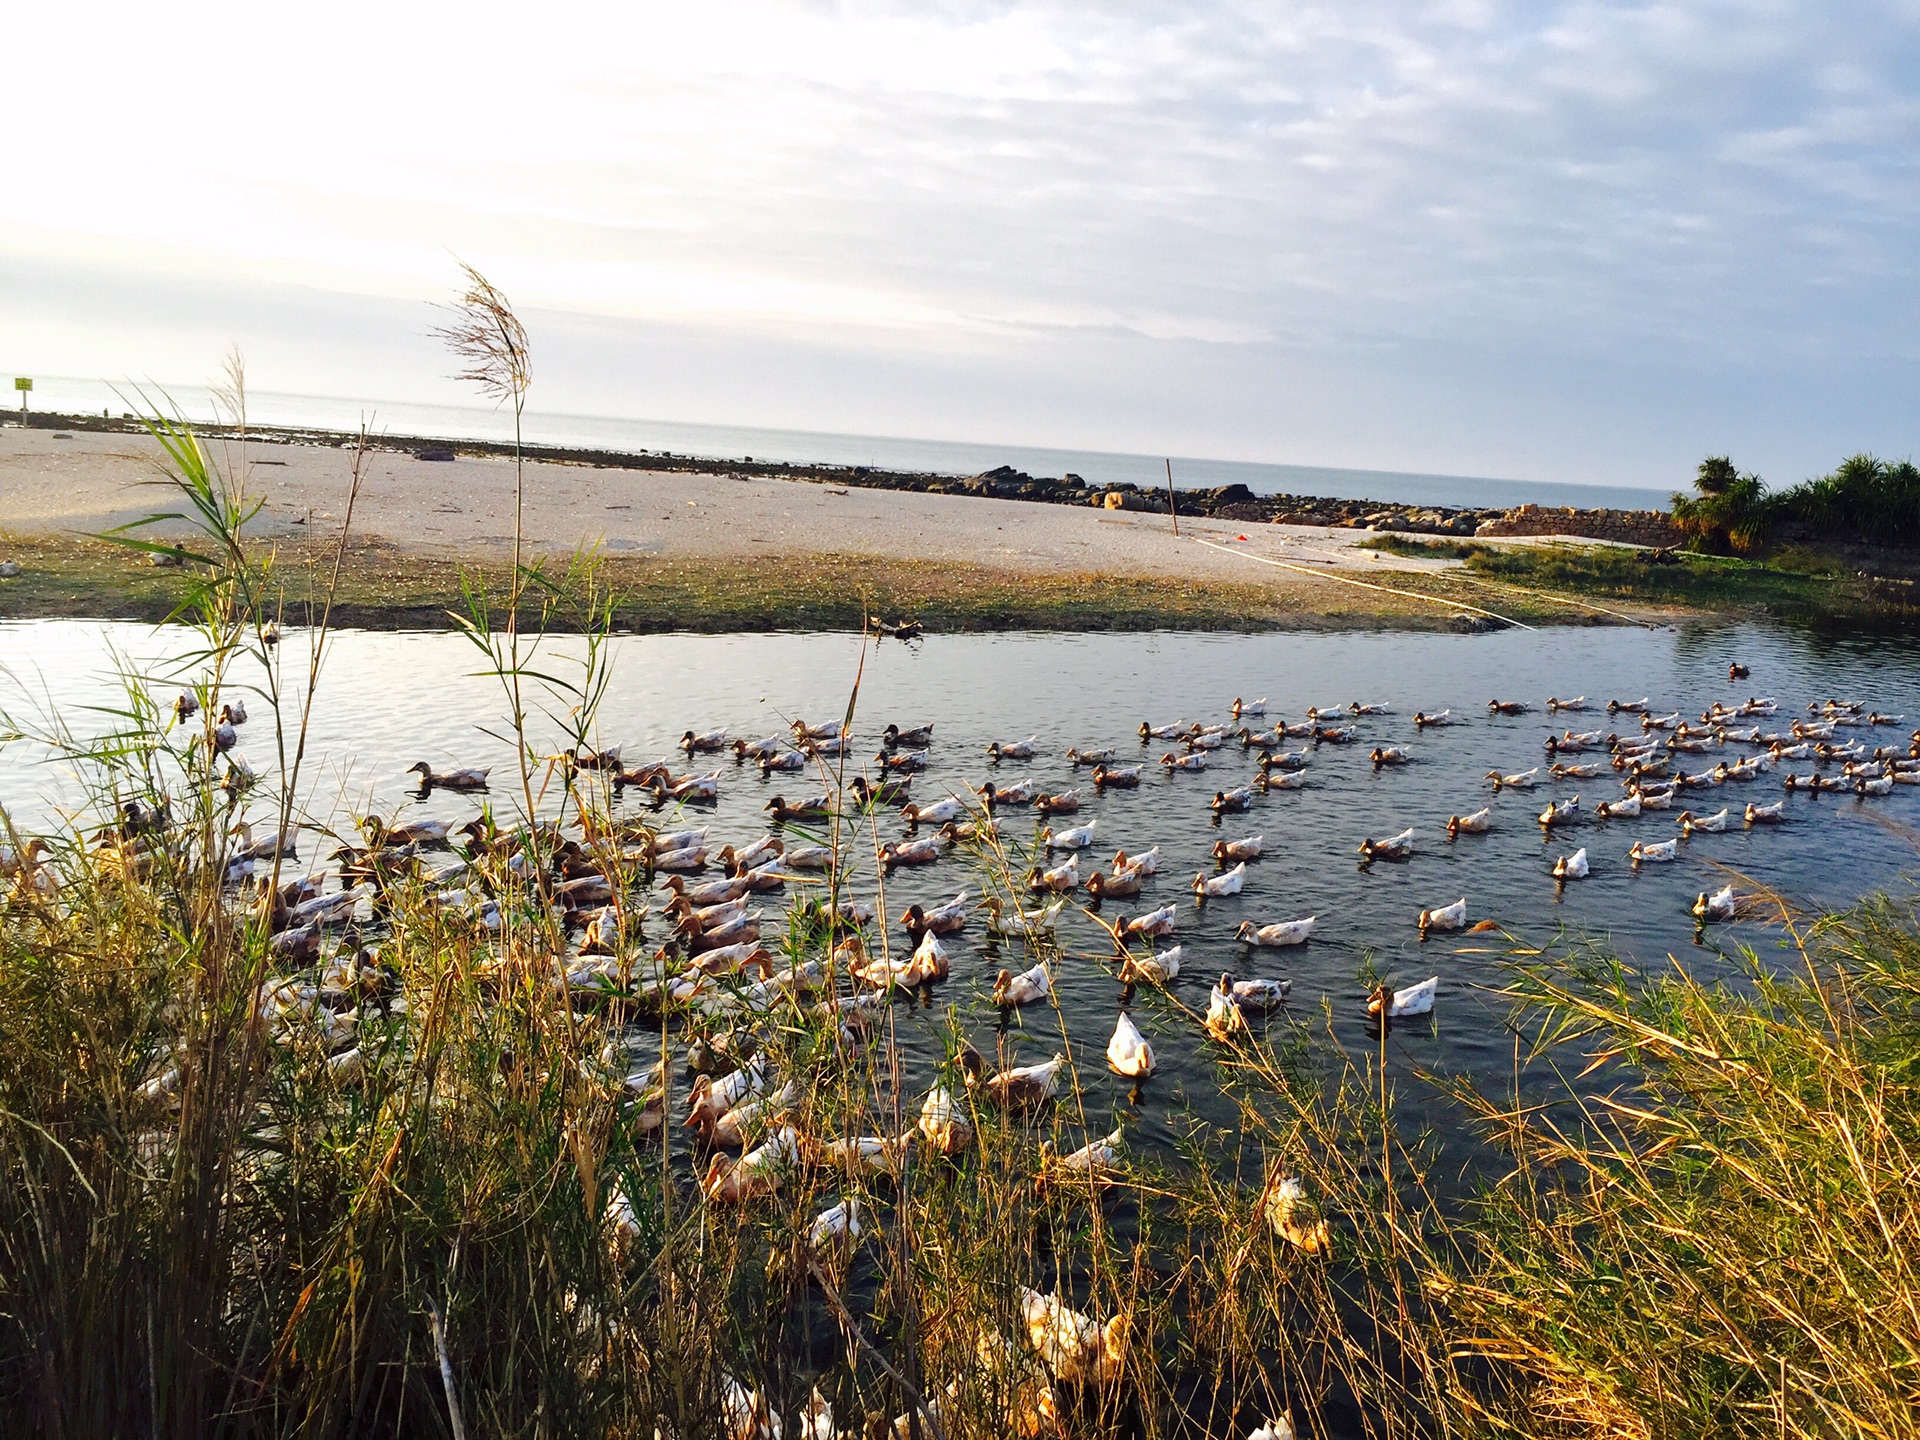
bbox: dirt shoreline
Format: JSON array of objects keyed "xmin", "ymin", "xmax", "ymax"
[{"xmin": 0, "ymin": 416, "xmax": 1687, "ymax": 632}]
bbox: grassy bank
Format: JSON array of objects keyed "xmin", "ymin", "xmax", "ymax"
[
  {"xmin": 1361, "ymin": 533, "xmax": 1920, "ymax": 628},
  {"xmin": 0, "ymin": 528, "xmax": 1646, "ymax": 634}
]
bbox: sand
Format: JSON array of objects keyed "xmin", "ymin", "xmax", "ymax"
[{"xmin": 0, "ymin": 426, "xmax": 1453, "ymax": 587}]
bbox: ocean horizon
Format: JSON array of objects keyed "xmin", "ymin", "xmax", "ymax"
[{"xmin": 22, "ymin": 375, "xmax": 1674, "ymax": 515}]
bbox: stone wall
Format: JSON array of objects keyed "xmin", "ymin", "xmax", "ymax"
[{"xmin": 1474, "ymin": 505, "xmax": 1683, "ymax": 547}]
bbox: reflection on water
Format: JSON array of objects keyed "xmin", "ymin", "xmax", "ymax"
[{"xmin": 4, "ymin": 618, "xmax": 1919, "ymax": 1158}]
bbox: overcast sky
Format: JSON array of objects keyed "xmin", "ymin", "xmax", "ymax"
[{"xmin": 4, "ymin": 1, "xmax": 1916, "ymax": 488}]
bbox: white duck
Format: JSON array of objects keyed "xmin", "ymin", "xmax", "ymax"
[
  {"xmin": 1447, "ymin": 807, "xmax": 1492, "ymax": 838},
  {"xmin": 1118, "ymin": 946, "xmax": 1181, "ymax": 984},
  {"xmin": 1678, "ymin": 807, "xmax": 1730, "ymax": 834},
  {"xmin": 983, "ymin": 895, "xmax": 1065, "ymax": 937},
  {"xmin": 1118, "ymin": 904, "xmax": 1177, "ymax": 938},
  {"xmin": 1538, "ymin": 796, "xmax": 1581, "ymax": 827},
  {"xmin": 1418, "ymin": 897, "xmax": 1468, "ymax": 933},
  {"xmin": 1230, "ymin": 977, "xmax": 1292, "ymax": 1009},
  {"xmin": 1047, "ymin": 1126, "xmax": 1125, "ymax": 1181},
  {"xmin": 1106, "ymin": 1012, "xmax": 1155, "ymax": 1077},
  {"xmin": 1369, "ymin": 976, "xmax": 1438, "ymax": 1018},
  {"xmin": 1193, "ymin": 862, "xmax": 1247, "ymax": 899},
  {"xmin": 1745, "ymin": 800, "xmax": 1786, "ymax": 824},
  {"xmin": 1020, "ymin": 1287, "xmax": 1129, "ymax": 1383},
  {"xmin": 1206, "ymin": 974, "xmax": 1248, "ymax": 1039},
  {"xmin": 918, "ymin": 1084, "xmax": 974, "ymax": 1154},
  {"xmin": 701, "ymin": 1125, "xmax": 800, "ymax": 1204},
  {"xmin": 1693, "ymin": 885, "xmax": 1738, "ymax": 922},
  {"xmin": 1030, "ymin": 856, "xmax": 1080, "ymax": 893},
  {"xmin": 1113, "ymin": 846, "xmax": 1161, "ymax": 876},
  {"xmin": 1552, "ymin": 847, "xmax": 1589, "ymax": 880},
  {"xmin": 1212, "ymin": 834, "xmax": 1264, "ymax": 863},
  {"xmin": 993, "ymin": 963, "xmax": 1053, "ymax": 1007},
  {"xmin": 1487, "ymin": 767, "xmax": 1539, "ymax": 790},
  {"xmin": 1629, "ymin": 838, "xmax": 1678, "ymax": 865},
  {"xmin": 1248, "ymin": 1415, "xmax": 1299, "ymax": 1440},
  {"xmin": 1236, "ymin": 917, "xmax": 1314, "ymax": 947},
  {"xmin": 1042, "ymin": 821, "xmax": 1098, "ymax": 851},
  {"xmin": 1264, "ymin": 1175, "xmax": 1330, "ymax": 1256},
  {"xmin": 987, "ymin": 736, "xmax": 1038, "ymax": 760},
  {"xmin": 1594, "ymin": 793, "xmax": 1642, "ymax": 819}
]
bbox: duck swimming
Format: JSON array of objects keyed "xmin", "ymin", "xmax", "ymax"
[
  {"xmin": 1412, "ymin": 709, "xmax": 1454, "ymax": 728},
  {"xmin": 1694, "ymin": 884, "xmax": 1738, "ymax": 922},
  {"xmin": 880, "ymin": 835, "xmax": 944, "ymax": 869},
  {"xmin": 987, "ymin": 736, "xmax": 1038, "ymax": 761},
  {"xmin": 1237, "ymin": 916, "xmax": 1313, "ymax": 947},
  {"xmin": 1212, "ymin": 834, "xmax": 1263, "ymax": 864},
  {"xmin": 1447, "ymin": 807, "xmax": 1491, "ymax": 838},
  {"xmin": 1538, "ymin": 796, "xmax": 1581, "ymax": 828},
  {"xmin": 1593, "ymin": 794, "xmax": 1641, "ymax": 820},
  {"xmin": 1205, "ymin": 975, "xmax": 1247, "ymax": 1040},
  {"xmin": 1677, "ymin": 807, "xmax": 1730, "ymax": 833},
  {"xmin": 1357, "ymin": 827, "xmax": 1415, "ymax": 862},
  {"xmin": 1034, "ymin": 788, "xmax": 1081, "ymax": 814},
  {"xmin": 1092, "ymin": 764, "xmax": 1142, "ymax": 789},
  {"xmin": 1161, "ymin": 752, "xmax": 1207, "ymax": 772},
  {"xmin": 764, "ymin": 794, "xmax": 831, "ymax": 823},
  {"xmin": 1231, "ymin": 976, "xmax": 1292, "ymax": 1009},
  {"xmin": 1117, "ymin": 904, "xmax": 1176, "ymax": 938},
  {"xmin": 1231, "ymin": 696, "xmax": 1268, "ymax": 718},
  {"xmin": 1020, "ymin": 1286, "xmax": 1129, "ymax": 1383},
  {"xmin": 1547, "ymin": 696, "xmax": 1589, "ymax": 712},
  {"xmin": 901, "ymin": 890, "xmax": 969, "ymax": 936},
  {"xmin": 1371, "ymin": 746, "xmax": 1410, "ymax": 769},
  {"xmin": 1041, "ymin": 820, "xmax": 1098, "ymax": 850},
  {"xmin": 973, "ymin": 1052, "xmax": 1068, "ymax": 1109},
  {"xmin": 1487, "ymin": 766, "xmax": 1539, "ymax": 790},
  {"xmin": 1369, "ymin": 976, "xmax": 1438, "ymax": 1018},
  {"xmin": 1418, "ymin": 897, "xmax": 1469, "ymax": 933},
  {"xmin": 1629, "ymin": 838, "xmax": 1678, "ymax": 864},
  {"xmin": 993, "ymin": 962, "xmax": 1052, "ymax": 1006},
  {"xmin": 1106, "ymin": 1012, "xmax": 1155, "ymax": 1077},
  {"xmin": 1211, "ymin": 786, "xmax": 1255, "ymax": 813},
  {"xmin": 1745, "ymin": 800, "xmax": 1786, "ymax": 824},
  {"xmin": 680, "ymin": 728, "xmax": 727, "ymax": 753},
  {"xmin": 1193, "ymin": 862, "xmax": 1246, "ymax": 899},
  {"xmin": 1067, "ymin": 746, "xmax": 1116, "ymax": 767},
  {"xmin": 1118, "ymin": 946, "xmax": 1181, "ymax": 984},
  {"xmin": 901, "ymin": 794, "xmax": 964, "ymax": 827},
  {"xmin": 407, "ymin": 762, "xmax": 490, "ymax": 792},
  {"xmin": 1028, "ymin": 855, "xmax": 1080, "ymax": 892},
  {"xmin": 1553, "ymin": 847, "xmax": 1589, "ymax": 880},
  {"xmin": 1487, "ymin": 699, "xmax": 1530, "ymax": 715},
  {"xmin": 882, "ymin": 722, "xmax": 934, "ymax": 747}
]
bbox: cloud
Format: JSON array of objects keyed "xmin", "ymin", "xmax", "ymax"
[{"xmin": 3, "ymin": 1, "xmax": 1917, "ymax": 485}]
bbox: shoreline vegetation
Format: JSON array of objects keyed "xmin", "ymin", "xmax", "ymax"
[{"xmin": 1, "ymin": 389, "xmax": 1914, "ymax": 1437}]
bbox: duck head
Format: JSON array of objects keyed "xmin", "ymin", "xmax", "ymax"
[{"xmin": 1366, "ymin": 983, "xmax": 1392, "ymax": 1016}]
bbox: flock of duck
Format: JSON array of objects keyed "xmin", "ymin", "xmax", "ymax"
[{"xmin": 21, "ymin": 660, "xmax": 1910, "ymax": 1440}]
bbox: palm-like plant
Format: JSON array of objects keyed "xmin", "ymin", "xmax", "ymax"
[{"xmin": 1671, "ymin": 455, "xmax": 1776, "ymax": 552}]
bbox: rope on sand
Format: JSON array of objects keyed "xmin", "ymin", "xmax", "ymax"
[{"xmin": 1191, "ymin": 536, "xmax": 1536, "ymax": 631}]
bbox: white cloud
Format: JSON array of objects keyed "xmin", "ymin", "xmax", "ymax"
[{"xmin": 3, "ymin": 1, "xmax": 1918, "ymax": 484}]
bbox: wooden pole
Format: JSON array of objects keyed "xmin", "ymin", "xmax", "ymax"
[{"xmin": 1165, "ymin": 457, "xmax": 1179, "ymax": 536}]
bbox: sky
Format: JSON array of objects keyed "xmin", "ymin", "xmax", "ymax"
[{"xmin": 3, "ymin": 1, "xmax": 1917, "ymax": 489}]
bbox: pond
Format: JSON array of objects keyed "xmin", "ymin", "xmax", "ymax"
[{"xmin": 4, "ymin": 617, "xmax": 1918, "ymax": 1165}]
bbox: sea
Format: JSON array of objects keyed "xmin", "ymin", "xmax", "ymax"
[{"xmin": 21, "ymin": 376, "xmax": 1671, "ymax": 514}]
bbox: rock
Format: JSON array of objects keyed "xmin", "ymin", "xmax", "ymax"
[
  {"xmin": 149, "ymin": 550, "xmax": 184, "ymax": 568},
  {"xmin": 416, "ymin": 445, "xmax": 456, "ymax": 462},
  {"xmin": 0, "ymin": 561, "xmax": 19, "ymax": 578}
]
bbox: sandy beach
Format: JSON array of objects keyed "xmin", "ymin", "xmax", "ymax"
[{"xmin": 0, "ymin": 425, "xmax": 1447, "ymax": 583}]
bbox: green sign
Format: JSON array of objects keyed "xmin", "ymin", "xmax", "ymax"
[{"xmin": 12, "ymin": 378, "xmax": 29, "ymax": 392}]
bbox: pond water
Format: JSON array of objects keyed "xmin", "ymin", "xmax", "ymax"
[{"xmin": 4, "ymin": 617, "xmax": 1919, "ymax": 1163}]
